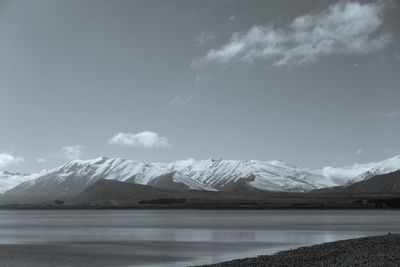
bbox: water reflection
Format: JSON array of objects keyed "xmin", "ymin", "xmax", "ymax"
[{"xmin": 0, "ymin": 210, "xmax": 399, "ymax": 266}]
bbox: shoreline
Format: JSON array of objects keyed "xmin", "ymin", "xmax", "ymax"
[
  {"xmin": 197, "ymin": 234, "xmax": 400, "ymax": 267},
  {"xmin": 2, "ymin": 192, "xmax": 400, "ymax": 210},
  {"xmin": 1, "ymin": 205, "xmax": 399, "ymax": 210}
]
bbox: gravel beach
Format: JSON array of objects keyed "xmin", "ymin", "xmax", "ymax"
[{"xmin": 198, "ymin": 234, "xmax": 400, "ymax": 267}]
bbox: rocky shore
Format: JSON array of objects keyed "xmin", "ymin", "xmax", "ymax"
[{"xmin": 198, "ymin": 234, "xmax": 400, "ymax": 267}]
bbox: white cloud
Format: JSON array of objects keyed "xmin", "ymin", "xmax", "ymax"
[
  {"xmin": 194, "ymin": 1, "xmax": 391, "ymax": 68},
  {"xmin": 0, "ymin": 153, "xmax": 24, "ymax": 169},
  {"xmin": 169, "ymin": 95, "xmax": 194, "ymax": 107},
  {"xmin": 36, "ymin": 158, "xmax": 47, "ymax": 163},
  {"xmin": 108, "ymin": 131, "xmax": 171, "ymax": 148},
  {"xmin": 322, "ymin": 155, "xmax": 400, "ymax": 180},
  {"xmin": 322, "ymin": 165, "xmax": 367, "ymax": 181},
  {"xmin": 61, "ymin": 145, "xmax": 84, "ymax": 160},
  {"xmin": 170, "ymin": 158, "xmax": 196, "ymax": 169},
  {"xmin": 356, "ymin": 148, "xmax": 363, "ymax": 154},
  {"xmin": 229, "ymin": 15, "xmax": 236, "ymax": 21}
]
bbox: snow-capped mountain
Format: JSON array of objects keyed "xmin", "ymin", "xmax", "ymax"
[
  {"xmin": 2, "ymin": 155, "xmax": 400, "ymax": 200},
  {"xmin": 6, "ymin": 157, "xmax": 214, "ymax": 198},
  {"xmin": 321, "ymin": 155, "xmax": 400, "ymax": 185},
  {"xmin": 0, "ymin": 171, "xmax": 38, "ymax": 193},
  {"xmin": 167, "ymin": 159, "xmax": 331, "ymax": 192}
]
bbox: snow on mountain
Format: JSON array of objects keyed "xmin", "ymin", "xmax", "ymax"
[
  {"xmin": 5, "ymin": 157, "xmax": 213, "ymax": 198},
  {"xmin": 3, "ymin": 155, "xmax": 400, "ymax": 199},
  {"xmin": 6, "ymin": 157, "xmax": 144, "ymax": 197},
  {"xmin": 124, "ymin": 162, "xmax": 216, "ymax": 191},
  {"xmin": 0, "ymin": 171, "xmax": 38, "ymax": 193},
  {"xmin": 321, "ymin": 155, "xmax": 400, "ymax": 185},
  {"xmin": 248, "ymin": 160, "xmax": 333, "ymax": 191},
  {"xmin": 168, "ymin": 159, "xmax": 333, "ymax": 192}
]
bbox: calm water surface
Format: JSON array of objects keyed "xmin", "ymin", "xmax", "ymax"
[{"xmin": 0, "ymin": 209, "xmax": 399, "ymax": 266}]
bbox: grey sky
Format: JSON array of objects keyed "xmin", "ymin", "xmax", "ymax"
[{"xmin": 0, "ymin": 0, "xmax": 399, "ymax": 173}]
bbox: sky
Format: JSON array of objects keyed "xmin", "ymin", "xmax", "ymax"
[{"xmin": 0, "ymin": 0, "xmax": 399, "ymax": 173}]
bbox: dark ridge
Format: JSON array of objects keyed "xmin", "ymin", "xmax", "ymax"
[
  {"xmin": 219, "ymin": 174, "xmax": 257, "ymax": 192},
  {"xmin": 72, "ymin": 179, "xmax": 175, "ymax": 205},
  {"xmin": 344, "ymin": 170, "xmax": 400, "ymax": 194},
  {"xmin": 147, "ymin": 172, "xmax": 190, "ymax": 191}
]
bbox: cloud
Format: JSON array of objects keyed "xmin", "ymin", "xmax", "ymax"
[
  {"xmin": 0, "ymin": 153, "xmax": 24, "ymax": 169},
  {"xmin": 229, "ymin": 15, "xmax": 236, "ymax": 21},
  {"xmin": 194, "ymin": 1, "xmax": 391, "ymax": 68},
  {"xmin": 195, "ymin": 31, "xmax": 216, "ymax": 46},
  {"xmin": 169, "ymin": 158, "xmax": 196, "ymax": 169},
  {"xmin": 356, "ymin": 148, "xmax": 363, "ymax": 154},
  {"xmin": 169, "ymin": 95, "xmax": 194, "ymax": 107},
  {"xmin": 36, "ymin": 158, "xmax": 47, "ymax": 163},
  {"xmin": 61, "ymin": 145, "xmax": 84, "ymax": 160},
  {"xmin": 322, "ymin": 165, "xmax": 367, "ymax": 181},
  {"xmin": 322, "ymin": 155, "xmax": 400, "ymax": 181},
  {"xmin": 108, "ymin": 131, "xmax": 171, "ymax": 148}
]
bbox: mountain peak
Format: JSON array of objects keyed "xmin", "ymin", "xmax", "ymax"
[
  {"xmin": 2, "ymin": 155, "xmax": 400, "ymax": 197},
  {"xmin": 68, "ymin": 156, "xmax": 114, "ymax": 166}
]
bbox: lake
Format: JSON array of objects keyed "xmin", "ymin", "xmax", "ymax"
[{"xmin": 0, "ymin": 209, "xmax": 399, "ymax": 266}]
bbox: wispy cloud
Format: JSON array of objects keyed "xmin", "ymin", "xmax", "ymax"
[
  {"xmin": 195, "ymin": 31, "xmax": 216, "ymax": 46},
  {"xmin": 194, "ymin": 1, "xmax": 391, "ymax": 68},
  {"xmin": 356, "ymin": 148, "xmax": 363, "ymax": 154},
  {"xmin": 0, "ymin": 153, "xmax": 24, "ymax": 169},
  {"xmin": 108, "ymin": 131, "xmax": 171, "ymax": 148},
  {"xmin": 169, "ymin": 158, "xmax": 196, "ymax": 169},
  {"xmin": 322, "ymin": 155, "xmax": 400, "ymax": 181},
  {"xmin": 169, "ymin": 95, "xmax": 194, "ymax": 107},
  {"xmin": 386, "ymin": 109, "xmax": 400, "ymax": 118},
  {"xmin": 36, "ymin": 158, "xmax": 47, "ymax": 163},
  {"xmin": 371, "ymin": 108, "xmax": 400, "ymax": 118},
  {"xmin": 61, "ymin": 145, "xmax": 85, "ymax": 160}
]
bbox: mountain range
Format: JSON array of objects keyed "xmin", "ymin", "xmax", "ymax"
[{"xmin": 1, "ymin": 155, "xmax": 400, "ymax": 204}]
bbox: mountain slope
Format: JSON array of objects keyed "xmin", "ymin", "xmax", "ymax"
[
  {"xmin": 321, "ymin": 155, "xmax": 400, "ymax": 185},
  {"xmin": 345, "ymin": 171, "xmax": 400, "ymax": 194},
  {"xmin": 73, "ymin": 179, "xmax": 177, "ymax": 204},
  {"xmin": 5, "ymin": 157, "xmax": 143, "ymax": 199},
  {"xmin": 0, "ymin": 171, "xmax": 38, "ymax": 193},
  {"xmin": 4, "ymin": 157, "xmax": 214, "ymax": 201},
  {"xmin": 2, "ymin": 155, "xmax": 400, "ymax": 203},
  {"xmin": 168, "ymin": 159, "xmax": 336, "ymax": 192},
  {"xmin": 312, "ymin": 170, "xmax": 400, "ymax": 195}
]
